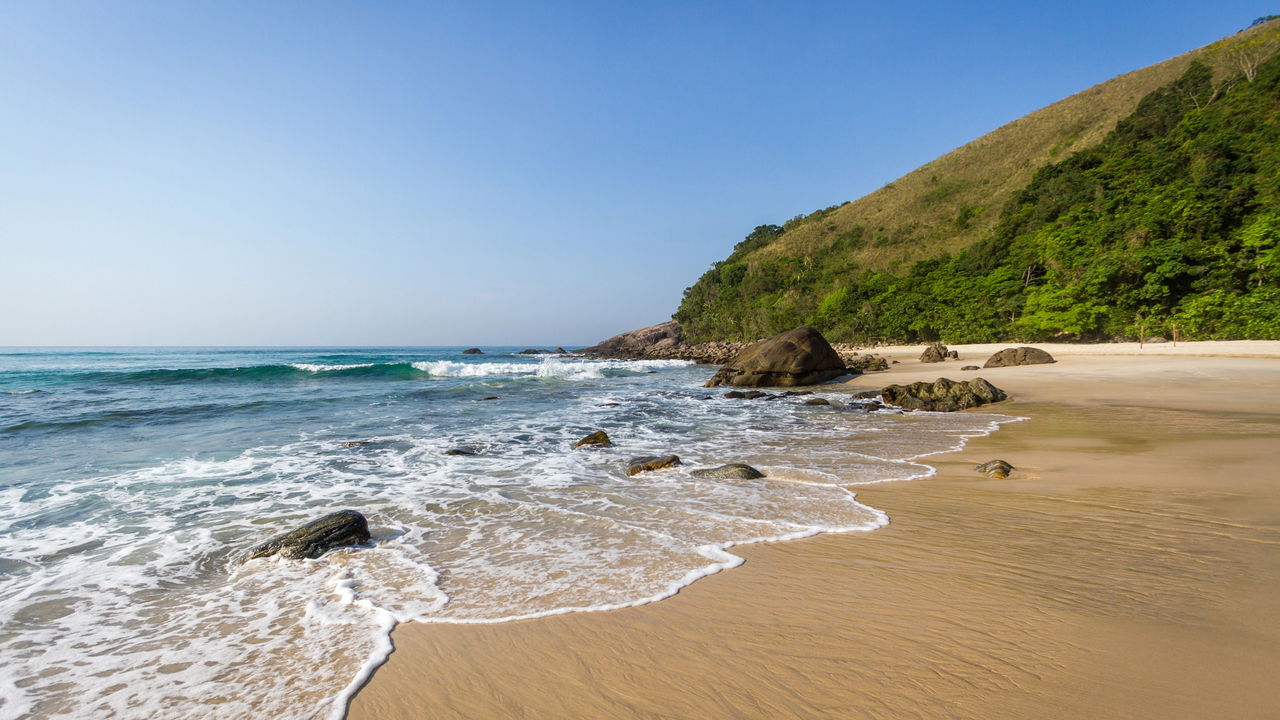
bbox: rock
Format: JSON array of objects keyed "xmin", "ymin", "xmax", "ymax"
[
  {"xmin": 518, "ymin": 348, "xmax": 547, "ymax": 355},
  {"xmin": 879, "ymin": 377, "xmax": 1008, "ymax": 412},
  {"xmin": 892, "ymin": 360, "xmax": 900, "ymax": 364},
  {"xmin": 691, "ymin": 463, "xmax": 765, "ymax": 480},
  {"xmin": 947, "ymin": 350, "xmax": 959, "ymax": 359},
  {"xmin": 724, "ymin": 390, "xmax": 772, "ymax": 399},
  {"xmin": 705, "ymin": 327, "xmax": 847, "ymax": 388},
  {"xmin": 626, "ymin": 455, "xmax": 681, "ymax": 476},
  {"xmin": 445, "ymin": 448, "xmax": 478, "ymax": 456},
  {"xmin": 983, "ymin": 347, "xmax": 1056, "ymax": 368},
  {"xmin": 341, "ymin": 441, "xmax": 372, "ymax": 448},
  {"xmin": 802, "ymin": 398, "xmax": 831, "ymax": 406},
  {"xmin": 600, "ymin": 402, "xmax": 621, "ymax": 407},
  {"xmin": 847, "ymin": 354, "xmax": 889, "ymax": 372},
  {"xmin": 462, "ymin": 348, "xmax": 484, "ymax": 355},
  {"xmin": 572, "ymin": 430, "xmax": 612, "ymax": 449},
  {"xmin": 920, "ymin": 343, "xmax": 948, "ymax": 363},
  {"xmin": 479, "ymin": 396, "xmax": 499, "ymax": 401},
  {"xmin": 579, "ymin": 321, "xmax": 685, "ymax": 359},
  {"xmin": 961, "ymin": 365, "xmax": 979, "ymax": 371},
  {"xmin": 245, "ymin": 510, "xmax": 372, "ymax": 562},
  {"xmin": 554, "ymin": 347, "xmax": 568, "ymax": 353},
  {"xmin": 975, "ymin": 459, "xmax": 1015, "ymax": 479},
  {"xmin": 779, "ymin": 390, "xmax": 814, "ymax": 397}
]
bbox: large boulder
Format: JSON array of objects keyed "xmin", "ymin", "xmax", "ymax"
[
  {"xmin": 705, "ymin": 327, "xmax": 847, "ymax": 388},
  {"xmin": 245, "ymin": 510, "xmax": 372, "ymax": 561},
  {"xmin": 879, "ymin": 377, "xmax": 1007, "ymax": 412},
  {"xmin": 983, "ymin": 347, "xmax": 1055, "ymax": 368}
]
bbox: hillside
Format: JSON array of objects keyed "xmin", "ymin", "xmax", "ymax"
[{"xmin": 675, "ymin": 19, "xmax": 1280, "ymax": 344}]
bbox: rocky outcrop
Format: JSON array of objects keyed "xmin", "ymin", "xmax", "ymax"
[
  {"xmin": 245, "ymin": 510, "xmax": 372, "ymax": 561},
  {"xmin": 578, "ymin": 321, "xmax": 685, "ymax": 358},
  {"xmin": 691, "ymin": 463, "xmax": 765, "ymax": 480},
  {"xmin": 879, "ymin": 377, "xmax": 1008, "ymax": 412},
  {"xmin": 626, "ymin": 455, "xmax": 681, "ymax": 476},
  {"xmin": 975, "ymin": 459, "xmax": 1014, "ymax": 478},
  {"xmin": 983, "ymin": 347, "xmax": 1055, "ymax": 368},
  {"xmin": 572, "ymin": 431, "xmax": 612, "ymax": 449},
  {"xmin": 462, "ymin": 348, "xmax": 484, "ymax": 354},
  {"xmin": 518, "ymin": 348, "xmax": 548, "ymax": 355},
  {"xmin": 705, "ymin": 327, "xmax": 847, "ymax": 388}
]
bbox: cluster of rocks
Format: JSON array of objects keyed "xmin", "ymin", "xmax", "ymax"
[
  {"xmin": 920, "ymin": 343, "xmax": 960, "ymax": 363},
  {"xmin": 864, "ymin": 377, "xmax": 1007, "ymax": 412},
  {"xmin": 518, "ymin": 347, "xmax": 568, "ymax": 355},
  {"xmin": 570, "ymin": 428, "xmax": 767, "ymax": 482}
]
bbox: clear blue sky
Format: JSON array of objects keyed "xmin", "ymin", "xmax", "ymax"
[{"xmin": 2, "ymin": 2, "xmax": 1275, "ymax": 345}]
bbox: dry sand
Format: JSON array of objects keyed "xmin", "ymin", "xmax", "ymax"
[{"xmin": 350, "ymin": 342, "xmax": 1280, "ymax": 720}]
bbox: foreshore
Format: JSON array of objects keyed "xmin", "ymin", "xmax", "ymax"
[{"xmin": 350, "ymin": 341, "xmax": 1280, "ymax": 720}]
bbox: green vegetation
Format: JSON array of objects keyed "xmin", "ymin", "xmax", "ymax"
[{"xmin": 676, "ymin": 43, "xmax": 1280, "ymax": 343}]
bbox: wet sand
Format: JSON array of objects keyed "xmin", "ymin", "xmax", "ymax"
[{"xmin": 350, "ymin": 344, "xmax": 1280, "ymax": 720}]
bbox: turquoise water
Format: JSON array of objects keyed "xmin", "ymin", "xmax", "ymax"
[{"xmin": 0, "ymin": 347, "xmax": 1012, "ymax": 719}]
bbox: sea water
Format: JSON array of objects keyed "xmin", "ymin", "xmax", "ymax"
[{"xmin": 0, "ymin": 347, "xmax": 1013, "ymax": 719}]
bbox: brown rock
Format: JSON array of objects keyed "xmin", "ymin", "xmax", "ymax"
[
  {"xmin": 802, "ymin": 398, "xmax": 831, "ymax": 406},
  {"xmin": 975, "ymin": 459, "xmax": 1015, "ymax": 478},
  {"xmin": 961, "ymin": 365, "xmax": 979, "ymax": 371},
  {"xmin": 705, "ymin": 327, "xmax": 846, "ymax": 388},
  {"xmin": 983, "ymin": 347, "xmax": 1056, "ymax": 368},
  {"xmin": 626, "ymin": 455, "xmax": 681, "ymax": 476},
  {"xmin": 572, "ymin": 430, "xmax": 612, "ymax": 449},
  {"xmin": 691, "ymin": 463, "xmax": 765, "ymax": 480},
  {"xmin": 462, "ymin": 348, "xmax": 484, "ymax": 354}
]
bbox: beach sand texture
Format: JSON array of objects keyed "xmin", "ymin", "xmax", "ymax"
[{"xmin": 351, "ymin": 343, "xmax": 1280, "ymax": 720}]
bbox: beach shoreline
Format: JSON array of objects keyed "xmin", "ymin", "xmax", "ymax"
[{"xmin": 350, "ymin": 342, "xmax": 1280, "ymax": 720}]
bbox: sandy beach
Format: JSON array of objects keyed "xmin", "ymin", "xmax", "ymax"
[{"xmin": 350, "ymin": 342, "xmax": 1280, "ymax": 720}]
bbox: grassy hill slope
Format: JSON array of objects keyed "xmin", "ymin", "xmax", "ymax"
[{"xmin": 676, "ymin": 19, "xmax": 1280, "ymax": 343}]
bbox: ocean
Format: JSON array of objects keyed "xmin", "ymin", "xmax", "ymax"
[{"xmin": 0, "ymin": 347, "xmax": 1013, "ymax": 719}]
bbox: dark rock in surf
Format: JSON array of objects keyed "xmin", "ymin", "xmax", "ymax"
[
  {"xmin": 975, "ymin": 459, "xmax": 1015, "ymax": 478},
  {"xmin": 983, "ymin": 347, "xmax": 1055, "ymax": 368},
  {"xmin": 445, "ymin": 448, "xmax": 478, "ymax": 456},
  {"xmin": 245, "ymin": 510, "xmax": 372, "ymax": 562},
  {"xmin": 879, "ymin": 377, "xmax": 1007, "ymax": 412},
  {"xmin": 705, "ymin": 327, "xmax": 846, "ymax": 388},
  {"xmin": 572, "ymin": 430, "xmax": 612, "ymax": 449},
  {"xmin": 691, "ymin": 463, "xmax": 765, "ymax": 480},
  {"xmin": 478, "ymin": 396, "xmax": 499, "ymax": 401},
  {"xmin": 341, "ymin": 441, "xmax": 372, "ymax": 448},
  {"xmin": 626, "ymin": 455, "xmax": 682, "ymax": 476},
  {"xmin": 462, "ymin": 348, "xmax": 484, "ymax": 355},
  {"xmin": 802, "ymin": 398, "xmax": 831, "ymax": 406}
]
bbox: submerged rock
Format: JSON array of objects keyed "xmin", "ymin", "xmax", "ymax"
[
  {"xmin": 341, "ymin": 441, "xmax": 372, "ymax": 448},
  {"xmin": 444, "ymin": 448, "xmax": 478, "ymax": 456},
  {"xmin": 462, "ymin": 348, "xmax": 484, "ymax": 355},
  {"xmin": 920, "ymin": 343, "xmax": 948, "ymax": 363},
  {"xmin": 691, "ymin": 463, "xmax": 765, "ymax": 480},
  {"xmin": 705, "ymin": 326, "xmax": 846, "ymax": 388},
  {"xmin": 983, "ymin": 347, "xmax": 1055, "ymax": 368},
  {"xmin": 626, "ymin": 455, "xmax": 682, "ymax": 476},
  {"xmin": 879, "ymin": 377, "xmax": 1008, "ymax": 412},
  {"xmin": 975, "ymin": 459, "xmax": 1015, "ymax": 479},
  {"xmin": 478, "ymin": 396, "xmax": 499, "ymax": 401},
  {"xmin": 245, "ymin": 510, "xmax": 372, "ymax": 561},
  {"xmin": 723, "ymin": 390, "xmax": 772, "ymax": 399},
  {"xmin": 802, "ymin": 398, "xmax": 831, "ymax": 406},
  {"xmin": 572, "ymin": 430, "xmax": 612, "ymax": 449}
]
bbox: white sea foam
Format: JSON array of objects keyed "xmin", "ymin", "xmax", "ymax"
[
  {"xmin": 289, "ymin": 363, "xmax": 376, "ymax": 372},
  {"xmin": 411, "ymin": 357, "xmax": 692, "ymax": 380}
]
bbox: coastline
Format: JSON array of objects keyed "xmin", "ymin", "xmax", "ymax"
[{"xmin": 350, "ymin": 343, "xmax": 1280, "ymax": 720}]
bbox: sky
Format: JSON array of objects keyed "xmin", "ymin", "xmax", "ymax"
[{"xmin": 2, "ymin": 1, "xmax": 1276, "ymax": 346}]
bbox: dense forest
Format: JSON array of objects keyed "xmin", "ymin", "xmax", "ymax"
[{"xmin": 675, "ymin": 47, "xmax": 1280, "ymax": 343}]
